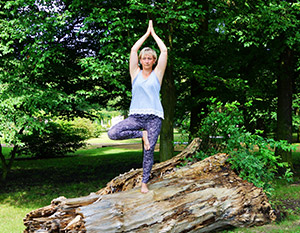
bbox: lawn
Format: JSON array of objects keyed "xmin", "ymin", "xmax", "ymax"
[{"xmin": 0, "ymin": 136, "xmax": 300, "ymax": 232}]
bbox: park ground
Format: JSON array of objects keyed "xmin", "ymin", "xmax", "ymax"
[{"xmin": 0, "ymin": 133, "xmax": 300, "ymax": 232}]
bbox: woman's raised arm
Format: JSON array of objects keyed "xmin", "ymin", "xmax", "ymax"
[
  {"xmin": 150, "ymin": 21, "xmax": 168, "ymax": 85},
  {"xmin": 129, "ymin": 23, "xmax": 151, "ymax": 82}
]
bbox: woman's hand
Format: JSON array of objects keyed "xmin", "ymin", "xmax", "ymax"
[
  {"xmin": 145, "ymin": 20, "xmax": 152, "ymax": 36},
  {"xmin": 149, "ymin": 20, "xmax": 155, "ymax": 35},
  {"xmin": 148, "ymin": 20, "xmax": 167, "ymax": 85}
]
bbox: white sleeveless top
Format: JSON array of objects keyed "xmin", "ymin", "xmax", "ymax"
[{"xmin": 129, "ymin": 70, "xmax": 164, "ymax": 119}]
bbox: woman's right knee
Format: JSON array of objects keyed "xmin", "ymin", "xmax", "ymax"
[{"xmin": 107, "ymin": 128, "xmax": 117, "ymax": 140}]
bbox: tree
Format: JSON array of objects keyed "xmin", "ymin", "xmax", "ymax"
[
  {"xmin": 174, "ymin": 0, "xmax": 299, "ymax": 165},
  {"xmin": 218, "ymin": 0, "xmax": 300, "ymax": 167},
  {"xmin": 81, "ymin": 0, "xmax": 207, "ymax": 161},
  {"xmin": 147, "ymin": 1, "xmax": 208, "ymax": 159},
  {"xmin": 0, "ymin": 0, "xmax": 111, "ymax": 180}
]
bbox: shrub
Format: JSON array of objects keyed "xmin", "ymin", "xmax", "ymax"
[
  {"xmin": 193, "ymin": 99, "xmax": 294, "ymax": 194},
  {"xmin": 18, "ymin": 119, "xmax": 89, "ymax": 158},
  {"xmin": 72, "ymin": 117, "xmax": 104, "ymax": 138}
]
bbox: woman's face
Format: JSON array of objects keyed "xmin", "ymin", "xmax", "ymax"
[{"xmin": 140, "ymin": 54, "xmax": 156, "ymax": 69}]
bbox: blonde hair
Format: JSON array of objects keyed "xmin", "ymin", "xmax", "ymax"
[{"xmin": 138, "ymin": 47, "xmax": 157, "ymax": 61}]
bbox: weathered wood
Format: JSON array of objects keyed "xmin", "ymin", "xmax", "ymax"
[{"xmin": 23, "ymin": 139, "xmax": 275, "ymax": 232}]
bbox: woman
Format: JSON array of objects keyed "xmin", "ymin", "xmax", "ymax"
[{"xmin": 108, "ymin": 20, "xmax": 168, "ymax": 193}]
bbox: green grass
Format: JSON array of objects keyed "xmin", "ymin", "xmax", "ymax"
[
  {"xmin": 221, "ymin": 215, "xmax": 300, "ymax": 233},
  {"xmin": 86, "ymin": 129, "xmax": 186, "ymax": 145},
  {"xmin": 87, "ymin": 133, "xmax": 142, "ymax": 144},
  {"xmin": 1, "ymin": 137, "xmax": 300, "ymax": 232},
  {"xmin": 0, "ymin": 204, "xmax": 32, "ymax": 233}
]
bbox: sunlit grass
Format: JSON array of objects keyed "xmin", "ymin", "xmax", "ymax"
[
  {"xmin": 0, "ymin": 204, "xmax": 32, "ymax": 233},
  {"xmin": 87, "ymin": 133, "xmax": 141, "ymax": 145},
  {"xmin": 87, "ymin": 129, "xmax": 186, "ymax": 145}
]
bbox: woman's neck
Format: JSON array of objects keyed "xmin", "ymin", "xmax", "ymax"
[
  {"xmin": 141, "ymin": 69, "xmax": 152, "ymax": 79},
  {"xmin": 142, "ymin": 69, "xmax": 152, "ymax": 76}
]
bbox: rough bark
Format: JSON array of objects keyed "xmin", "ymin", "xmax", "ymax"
[
  {"xmin": 276, "ymin": 46, "xmax": 294, "ymax": 168},
  {"xmin": 189, "ymin": 1, "xmax": 208, "ymax": 140},
  {"xmin": 159, "ymin": 23, "xmax": 176, "ymax": 162},
  {"xmin": 23, "ymin": 138, "xmax": 275, "ymax": 233}
]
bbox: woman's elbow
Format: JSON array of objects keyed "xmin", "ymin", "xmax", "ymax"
[
  {"xmin": 160, "ymin": 49, "xmax": 168, "ymax": 56},
  {"xmin": 131, "ymin": 48, "xmax": 139, "ymax": 53},
  {"xmin": 161, "ymin": 48, "xmax": 168, "ymax": 53}
]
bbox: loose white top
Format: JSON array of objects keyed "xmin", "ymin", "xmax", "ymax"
[{"xmin": 129, "ymin": 70, "xmax": 164, "ymax": 119}]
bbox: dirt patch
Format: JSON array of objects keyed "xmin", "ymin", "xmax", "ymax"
[{"xmin": 280, "ymin": 198, "xmax": 300, "ymax": 214}]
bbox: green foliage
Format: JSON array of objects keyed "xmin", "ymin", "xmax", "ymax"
[
  {"xmin": 0, "ymin": 0, "xmax": 112, "ymax": 178},
  {"xmin": 224, "ymin": 0, "xmax": 300, "ymax": 49},
  {"xmin": 194, "ymin": 99, "xmax": 294, "ymax": 194},
  {"xmin": 18, "ymin": 120, "xmax": 89, "ymax": 158},
  {"xmin": 292, "ymin": 93, "xmax": 300, "ymax": 138},
  {"xmin": 1, "ymin": 0, "xmax": 299, "ymax": 179},
  {"xmin": 72, "ymin": 117, "xmax": 104, "ymax": 139}
]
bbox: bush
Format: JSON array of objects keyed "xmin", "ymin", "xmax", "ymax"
[
  {"xmin": 72, "ymin": 117, "xmax": 104, "ymax": 138},
  {"xmin": 19, "ymin": 120, "xmax": 89, "ymax": 158},
  {"xmin": 193, "ymin": 99, "xmax": 294, "ymax": 194}
]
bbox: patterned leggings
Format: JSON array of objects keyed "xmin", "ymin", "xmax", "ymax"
[{"xmin": 107, "ymin": 114, "xmax": 162, "ymax": 183}]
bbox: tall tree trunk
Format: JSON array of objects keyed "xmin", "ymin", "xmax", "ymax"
[
  {"xmin": 160, "ymin": 64, "xmax": 175, "ymax": 161},
  {"xmin": 190, "ymin": 91, "xmax": 206, "ymax": 139},
  {"xmin": 276, "ymin": 47, "xmax": 294, "ymax": 168},
  {"xmin": 0, "ymin": 144, "xmax": 19, "ymax": 182},
  {"xmin": 0, "ymin": 143, "xmax": 8, "ymax": 181},
  {"xmin": 189, "ymin": 1, "xmax": 209, "ymax": 139},
  {"xmin": 0, "ymin": 127, "xmax": 24, "ymax": 181},
  {"xmin": 160, "ymin": 24, "xmax": 175, "ymax": 161}
]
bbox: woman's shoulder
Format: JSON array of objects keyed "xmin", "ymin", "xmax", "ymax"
[
  {"xmin": 152, "ymin": 70, "xmax": 162, "ymax": 85},
  {"xmin": 131, "ymin": 69, "xmax": 142, "ymax": 83}
]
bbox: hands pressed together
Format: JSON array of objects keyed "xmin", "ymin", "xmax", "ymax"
[
  {"xmin": 146, "ymin": 20, "xmax": 156, "ymax": 37},
  {"xmin": 130, "ymin": 19, "xmax": 167, "ymax": 84}
]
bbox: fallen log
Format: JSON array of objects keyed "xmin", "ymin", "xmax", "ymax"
[{"xmin": 23, "ymin": 138, "xmax": 275, "ymax": 232}]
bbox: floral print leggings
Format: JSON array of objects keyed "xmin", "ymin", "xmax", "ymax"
[{"xmin": 107, "ymin": 114, "xmax": 162, "ymax": 183}]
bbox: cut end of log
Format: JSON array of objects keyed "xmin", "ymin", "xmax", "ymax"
[{"xmin": 23, "ymin": 138, "xmax": 275, "ymax": 232}]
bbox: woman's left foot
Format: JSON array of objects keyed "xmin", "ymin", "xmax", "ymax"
[{"xmin": 141, "ymin": 182, "xmax": 149, "ymax": 193}]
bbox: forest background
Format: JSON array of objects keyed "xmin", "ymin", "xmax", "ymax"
[
  {"xmin": 1, "ymin": 0, "xmax": 300, "ymax": 191},
  {"xmin": 1, "ymin": 0, "xmax": 300, "ymax": 232}
]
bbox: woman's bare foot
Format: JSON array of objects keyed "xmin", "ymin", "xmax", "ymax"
[
  {"xmin": 142, "ymin": 130, "xmax": 150, "ymax": 151},
  {"xmin": 141, "ymin": 182, "xmax": 149, "ymax": 193}
]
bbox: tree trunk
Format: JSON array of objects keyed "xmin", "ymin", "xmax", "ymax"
[
  {"xmin": 276, "ymin": 47, "xmax": 294, "ymax": 168},
  {"xmin": 159, "ymin": 24, "xmax": 176, "ymax": 162},
  {"xmin": 189, "ymin": 1, "xmax": 209, "ymax": 140},
  {"xmin": 0, "ymin": 144, "xmax": 18, "ymax": 182},
  {"xmin": 23, "ymin": 139, "xmax": 276, "ymax": 233},
  {"xmin": 0, "ymin": 144, "xmax": 8, "ymax": 181},
  {"xmin": 0, "ymin": 127, "xmax": 24, "ymax": 181},
  {"xmin": 190, "ymin": 91, "xmax": 206, "ymax": 139}
]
